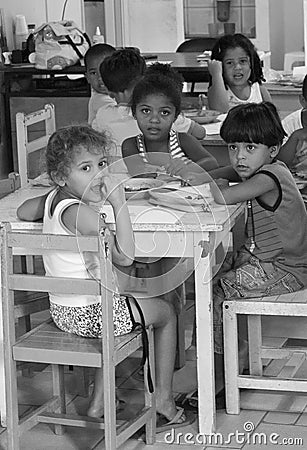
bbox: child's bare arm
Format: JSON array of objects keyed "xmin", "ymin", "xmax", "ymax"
[
  {"xmin": 207, "ymin": 60, "xmax": 229, "ymax": 112},
  {"xmin": 278, "ymin": 128, "xmax": 307, "ymax": 167},
  {"xmin": 210, "ymin": 172, "xmax": 276, "ymax": 204},
  {"xmin": 179, "ymin": 133, "xmax": 219, "ymax": 170},
  {"xmin": 260, "ymin": 85, "xmax": 272, "ymax": 102},
  {"xmin": 17, "ymin": 193, "xmax": 50, "ymax": 222}
]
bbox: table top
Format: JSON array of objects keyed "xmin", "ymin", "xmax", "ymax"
[
  {"xmin": 0, "ymin": 52, "xmax": 208, "ymax": 75},
  {"xmin": 0, "ymin": 182, "xmax": 243, "ymax": 233}
]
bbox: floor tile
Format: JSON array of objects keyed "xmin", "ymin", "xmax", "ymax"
[
  {"xmin": 263, "ymin": 411, "xmax": 299, "ymax": 425},
  {"xmin": 241, "ymin": 422, "xmax": 307, "ymax": 449},
  {"xmin": 241, "ymin": 390, "xmax": 307, "ymax": 413},
  {"xmin": 295, "ymin": 412, "xmax": 307, "ymax": 426}
]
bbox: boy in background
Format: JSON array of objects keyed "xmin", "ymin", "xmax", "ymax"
[
  {"xmin": 84, "ymin": 43, "xmax": 116, "ymax": 125},
  {"xmin": 279, "ymin": 75, "xmax": 307, "ymax": 175},
  {"xmin": 92, "ymin": 48, "xmax": 145, "ymax": 147}
]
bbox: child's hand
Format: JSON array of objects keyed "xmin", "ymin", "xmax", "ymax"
[
  {"xmin": 165, "ymin": 159, "xmax": 211, "ymax": 185},
  {"xmin": 208, "ymin": 60, "xmax": 223, "ymax": 78},
  {"xmin": 101, "ymin": 174, "xmax": 125, "ymax": 207}
]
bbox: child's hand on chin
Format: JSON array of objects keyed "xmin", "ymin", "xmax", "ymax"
[{"xmin": 100, "ymin": 174, "xmax": 125, "ymax": 207}]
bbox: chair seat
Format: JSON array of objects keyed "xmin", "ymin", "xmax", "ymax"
[{"xmin": 13, "ymin": 319, "xmax": 144, "ymax": 367}]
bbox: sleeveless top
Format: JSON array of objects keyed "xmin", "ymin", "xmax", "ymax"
[
  {"xmin": 136, "ymin": 129, "xmax": 189, "ymax": 166},
  {"xmin": 227, "ymin": 82, "xmax": 263, "ymax": 109},
  {"xmin": 43, "ymin": 189, "xmax": 119, "ymax": 307},
  {"xmin": 245, "ymin": 161, "xmax": 307, "ymax": 286}
]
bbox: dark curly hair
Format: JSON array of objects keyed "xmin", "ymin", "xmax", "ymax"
[
  {"xmin": 145, "ymin": 62, "xmax": 184, "ymax": 92},
  {"xmin": 210, "ymin": 33, "xmax": 265, "ymax": 87},
  {"xmin": 130, "ymin": 73, "xmax": 182, "ymax": 118},
  {"xmin": 220, "ymin": 102, "xmax": 286, "ymax": 147},
  {"xmin": 45, "ymin": 124, "xmax": 113, "ymax": 181},
  {"xmin": 100, "ymin": 48, "xmax": 146, "ymax": 93}
]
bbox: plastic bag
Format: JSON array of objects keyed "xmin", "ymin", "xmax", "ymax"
[{"xmin": 34, "ymin": 21, "xmax": 91, "ymax": 70}]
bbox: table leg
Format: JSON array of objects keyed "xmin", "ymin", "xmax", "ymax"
[{"xmin": 194, "ymin": 232, "xmax": 216, "ymax": 434}]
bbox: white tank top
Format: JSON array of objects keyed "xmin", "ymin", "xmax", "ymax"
[
  {"xmin": 43, "ymin": 189, "xmax": 100, "ymax": 307},
  {"xmin": 227, "ymin": 82, "xmax": 263, "ymax": 109}
]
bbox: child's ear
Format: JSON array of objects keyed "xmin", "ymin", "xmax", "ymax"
[
  {"xmin": 269, "ymin": 145, "xmax": 279, "ymax": 159},
  {"xmin": 51, "ymin": 171, "xmax": 66, "ymax": 187}
]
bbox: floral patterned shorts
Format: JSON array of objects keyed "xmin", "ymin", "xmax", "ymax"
[
  {"xmin": 50, "ymin": 294, "xmax": 134, "ymax": 338},
  {"xmin": 213, "ymin": 251, "xmax": 304, "ymax": 354}
]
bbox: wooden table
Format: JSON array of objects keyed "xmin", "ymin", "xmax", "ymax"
[{"xmin": 0, "ymin": 182, "xmax": 244, "ymax": 434}]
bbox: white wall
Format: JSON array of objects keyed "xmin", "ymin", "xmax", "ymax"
[
  {"xmin": 269, "ymin": 0, "xmax": 304, "ymax": 70},
  {"xmin": 2, "ymin": 0, "xmax": 84, "ymax": 50}
]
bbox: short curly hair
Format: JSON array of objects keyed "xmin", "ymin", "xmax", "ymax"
[{"xmin": 45, "ymin": 124, "xmax": 113, "ymax": 181}]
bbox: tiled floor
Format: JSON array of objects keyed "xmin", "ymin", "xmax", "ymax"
[{"xmin": 2, "ymin": 308, "xmax": 307, "ymax": 449}]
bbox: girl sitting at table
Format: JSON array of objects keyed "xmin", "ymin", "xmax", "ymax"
[
  {"xmin": 17, "ymin": 124, "xmax": 194, "ymax": 430},
  {"xmin": 122, "ymin": 72, "xmax": 219, "ymax": 180},
  {"xmin": 207, "ymin": 33, "xmax": 271, "ymax": 113}
]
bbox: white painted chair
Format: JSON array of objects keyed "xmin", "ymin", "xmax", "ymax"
[
  {"xmin": 16, "ymin": 103, "xmax": 55, "ymax": 187},
  {"xmin": 1, "ymin": 222, "xmax": 156, "ymax": 449},
  {"xmin": 223, "ymin": 288, "xmax": 307, "ymax": 414}
]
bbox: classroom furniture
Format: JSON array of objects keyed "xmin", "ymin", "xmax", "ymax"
[
  {"xmin": 16, "ymin": 104, "xmax": 56, "ymax": 188},
  {"xmin": 223, "ymin": 288, "xmax": 307, "ymax": 415},
  {"xmin": 0, "ymin": 222, "xmax": 156, "ymax": 450},
  {"xmin": 0, "ymin": 173, "xmax": 20, "ymax": 199},
  {"xmin": 284, "ymin": 51, "xmax": 305, "ymax": 72},
  {"xmin": 0, "ymin": 180, "xmax": 244, "ymax": 434},
  {"xmin": 176, "ymin": 38, "xmax": 217, "ymax": 92}
]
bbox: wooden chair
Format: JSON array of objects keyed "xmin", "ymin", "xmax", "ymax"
[
  {"xmin": 176, "ymin": 37, "xmax": 217, "ymax": 92},
  {"xmin": 0, "ymin": 173, "xmax": 20, "ymax": 199},
  {"xmin": 1, "ymin": 222, "xmax": 156, "ymax": 449},
  {"xmin": 223, "ymin": 288, "xmax": 307, "ymax": 414},
  {"xmin": 16, "ymin": 103, "xmax": 55, "ymax": 187}
]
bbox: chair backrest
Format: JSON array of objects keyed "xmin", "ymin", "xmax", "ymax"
[
  {"xmin": 15, "ymin": 103, "xmax": 56, "ymax": 188},
  {"xmin": 0, "ymin": 221, "xmax": 115, "ymax": 351},
  {"xmin": 0, "ymin": 173, "xmax": 20, "ymax": 199},
  {"xmin": 176, "ymin": 37, "xmax": 217, "ymax": 53}
]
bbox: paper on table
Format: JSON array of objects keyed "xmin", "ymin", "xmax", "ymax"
[
  {"xmin": 202, "ymin": 121, "xmax": 222, "ymax": 135},
  {"xmin": 101, "ymin": 204, "xmax": 185, "ymax": 224}
]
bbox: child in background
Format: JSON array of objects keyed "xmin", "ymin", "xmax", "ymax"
[
  {"xmin": 92, "ymin": 48, "xmax": 145, "ymax": 146},
  {"xmin": 17, "ymin": 125, "xmax": 193, "ymax": 430},
  {"xmin": 279, "ymin": 74, "xmax": 307, "ymax": 175},
  {"xmin": 207, "ymin": 33, "xmax": 271, "ymax": 113},
  {"xmin": 145, "ymin": 62, "xmax": 206, "ymax": 140},
  {"xmin": 122, "ymin": 72, "xmax": 219, "ymax": 180},
  {"xmin": 210, "ymin": 102, "xmax": 307, "ymax": 392},
  {"xmin": 84, "ymin": 43, "xmax": 116, "ymax": 125}
]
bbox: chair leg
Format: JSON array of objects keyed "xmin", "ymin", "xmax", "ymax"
[
  {"xmin": 5, "ymin": 358, "xmax": 20, "ymax": 450},
  {"xmin": 145, "ymin": 325, "xmax": 156, "ymax": 445},
  {"xmin": 103, "ymin": 360, "xmax": 117, "ymax": 448},
  {"xmin": 223, "ymin": 302, "xmax": 240, "ymax": 414},
  {"xmin": 248, "ymin": 315, "xmax": 263, "ymax": 376},
  {"xmin": 52, "ymin": 364, "xmax": 66, "ymax": 435}
]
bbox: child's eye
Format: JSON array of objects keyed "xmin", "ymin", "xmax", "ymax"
[
  {"xmin": 141, "ymin": 108, "xmax": 150, "ymax": 115},
  {"xmin": 99, "ymin": 160, "xmax": 107, "ymax": 168},
  {"xmin": 82, "ymin": 165, "xmax": 91, "ymax": 172},
  {"xmin": 228, "ymin": 144, "xmax": 237, "ymax": 151},
  {"xmin": 161, "ymin": 110, "xmax": 171, "ymax": 116},
  {"xmin": 246, "ymin": 144, "xmax": 255, "ymax": 152}
]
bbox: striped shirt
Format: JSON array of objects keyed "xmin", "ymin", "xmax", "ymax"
[
  {"xmin": 136, "ymin": 129, "xmax": 189, "ymax": 164},
  {"xmin": 245, "ymin": 161, "xmax": 307, "ymax": 286}
]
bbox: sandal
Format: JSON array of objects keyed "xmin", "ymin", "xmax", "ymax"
[
  {"xmin": 176, "ymin": 389, "xmax": 226, "ymax": 411},
  {"xmin": 156, "ymin": 406, "xmax": 195, "ymax": 433}
]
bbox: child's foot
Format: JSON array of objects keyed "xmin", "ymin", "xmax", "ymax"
[{"xmin": 87, "ymin": 398, "xmax": 126, "ymax": 418}]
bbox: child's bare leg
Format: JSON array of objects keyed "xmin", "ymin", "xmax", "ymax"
[
  {"xmin": 131, "ymin": 296, "xmax": 178, "ymax": 420},
  {"xmin": 87, "ymin": 367, "xmax": 104, "ymax": 417}
]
